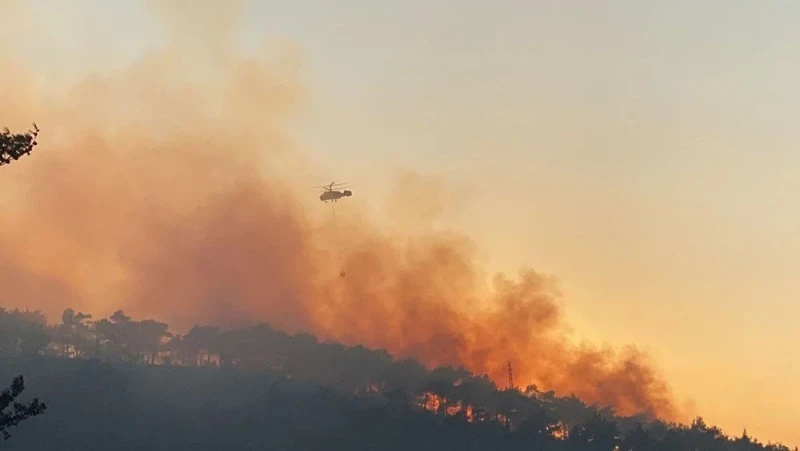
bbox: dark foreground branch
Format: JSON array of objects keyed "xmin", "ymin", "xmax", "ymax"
[
  {"xmin": 0, "ymin": 123, "xmax": 40, "ymax": 167},
  {"xmin": 0, "ymin": 376, "xmax": 47, "ymax": 440}
]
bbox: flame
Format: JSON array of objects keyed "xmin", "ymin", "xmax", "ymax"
[
  {"xmin": 416, "ymin": 392, "xmax": 478, "ymax": 423},
  {"xmin": 419, "ymin": 392, "xmax": 467, "ymax": 418},
  {"xmin": 552, "ymin": 424, "xmax": 568, "ymax": 440}
]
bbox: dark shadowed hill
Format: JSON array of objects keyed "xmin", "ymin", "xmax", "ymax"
[{"xmin": 0, "ymin": 306, "xmax": 794, "ymax": 451}]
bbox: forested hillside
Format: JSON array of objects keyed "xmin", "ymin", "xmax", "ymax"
[{"xmin": 0, "ymin": 306, "xmax": 794, "ymax": 450}]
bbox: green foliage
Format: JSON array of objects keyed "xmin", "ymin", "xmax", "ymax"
[{"xmin": 0, "ymin": 124, "xmax": 39, "ymax": 167}]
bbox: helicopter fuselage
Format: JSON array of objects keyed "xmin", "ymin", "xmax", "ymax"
[{"xmin": 320, "ymin": 190, "xmax": 352, "ymax": 202}]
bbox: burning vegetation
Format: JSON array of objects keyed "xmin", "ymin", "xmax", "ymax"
[{"xmin": 0, "ymin": 306, "xmax": 793, "ymax": 450}]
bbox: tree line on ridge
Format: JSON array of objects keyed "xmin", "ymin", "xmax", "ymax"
[{"xmin": 0, "ymin": 305, "xmax": 794, "ymax": 450}]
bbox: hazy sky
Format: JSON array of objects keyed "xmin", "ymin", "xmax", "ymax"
[{"xmin": 11, "ymin": 0, "xmax": 800, "ymax": 445}]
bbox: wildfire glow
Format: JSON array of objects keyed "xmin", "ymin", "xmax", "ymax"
[{"xmin": 0, "ymin": 0, "xmax": 683, "ymax": 426}]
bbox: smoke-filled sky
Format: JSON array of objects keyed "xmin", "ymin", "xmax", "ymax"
[{"xmin": 2, "ymin": 0, "xmax": 799, "ymax": 446}]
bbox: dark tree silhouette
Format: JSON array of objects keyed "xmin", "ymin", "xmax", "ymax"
[
  {"xmin": 0, "ymin": 376, "xmax": 46, "ymax": 441},
  {"xmin": 0, "ymin": 124, "xmax": 39, "ymax": 167},
  {"xmin": 1, "ymin": 124, "xmax": 46, "ymax": 443},
  {"xmin": 0, "ymin": 308, "xmax": 49, "ymax": 357}
]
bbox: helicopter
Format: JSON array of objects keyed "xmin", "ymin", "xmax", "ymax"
[{"xmin": 315, "ymin": 181, "xmax": 352, "ymax": 203}]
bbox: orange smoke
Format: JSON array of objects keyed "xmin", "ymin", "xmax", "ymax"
[{"xmin": 0, "ymin": 0, "xmax": 681, "ymax": 422}]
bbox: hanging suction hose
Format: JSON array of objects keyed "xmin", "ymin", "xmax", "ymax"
[{"xmin": 331, "ymin": 202, "xmax": 345, "ymax": 277}]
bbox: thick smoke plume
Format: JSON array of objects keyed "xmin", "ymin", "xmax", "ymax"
[{"xmin": 0, "ymin": 0, "xmax": 681, "ymax": 421}]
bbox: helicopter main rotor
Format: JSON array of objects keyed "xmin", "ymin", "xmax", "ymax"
[{"xmin": 312, "ymin": 181, "xmax": 349, "ymax": 192}]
